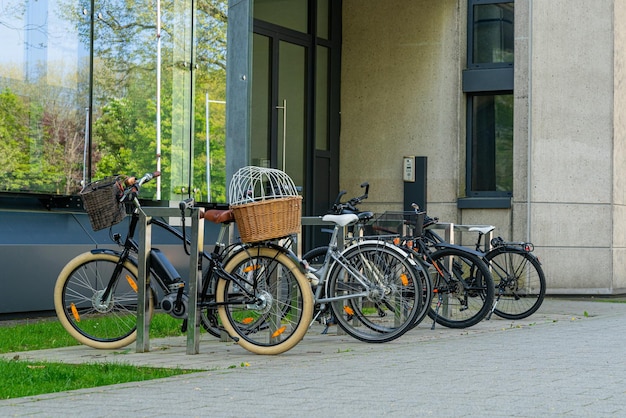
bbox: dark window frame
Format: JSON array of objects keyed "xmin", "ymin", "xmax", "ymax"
[{"xmin": 461, "ymin": 0, "xmax": 514, "ymax": 209}]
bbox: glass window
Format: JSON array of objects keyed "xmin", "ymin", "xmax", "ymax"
[
  {"xmin": 0, "ymin": 0, "xmax": 88, "ymax": 195},
  {"xmin": 317, "ymin": 0, "xmax": 330, "ymax": 40},
  {"xmin": 465, "ymin": 0, "xmax": 514, "ymax": 199},
  {"xmin": 471, "ymin": 2, "xmax": 514, "ymax": 66},
  {"xmin": 0, "ymin": 0, "xmax": 228, "ymax": 203},
  {"xmin": 315, "ymin": 46, "xmax": 329, "ymax": 151},
  {"xmin": 469, "ymin": 94, "xmax": 513, "ymax": 193},
  {"xmin": 254, "ymin": 0, "xmax": 308, "ymax": 33}
]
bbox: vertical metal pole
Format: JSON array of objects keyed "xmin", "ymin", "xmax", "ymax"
[
  {"xmin": 156, "ymin": 0, "xmax": 162, "ymax": 200},
  {"xmin": 136, "ymin": 212, "xmax": 152, "ymax": 353},
  {"xmin": 206, "ymin": 92, "xmax": 211, "ymax": 202},
  {"xmin": 276, "ymin": 99, "xmax": 287, "ymax": 171},
  {"xmin": 82, "ymin": 108, "xmax": 89, "ymax": 187},
  {"xmin": 186, "ymin": 208, "xmax": 204, "ymax": 354}
]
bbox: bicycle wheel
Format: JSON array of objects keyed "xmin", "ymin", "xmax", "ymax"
[
  {"xmin": 484, "ymin": 247, "xmax": 546, "ymax": 320},
  {"xmin": 215, "ymin": 246, "xmax": 314, "ymax": 355},
  {"xmin": 199, "ymin": 270, "xmax": 222, "ymax": 338},
  {"xmin": 327, "ymin": 241, "xmax": 424, "ymax": 343},
  {"xmin": 405, "ymin": 250, "xmax": 434, "ymax": 328},
  {"xmin": 54, "ymin": 252, "xmax": 154, "ymax": 349},
  {"xmin": 426, "ymin": 247, "xmax": 494, "ymax": 329},
  {"xmin": 302, "ymin": 246, "xmax": 328, "ymax": 269}
]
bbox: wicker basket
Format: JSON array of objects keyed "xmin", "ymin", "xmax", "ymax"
[
  {"xmin": 231, "ymin": 196, "xmax": 302, "ymax": 243},
  {"xmin": 80, "ymin": 176, "xmax": 126, "ymax": 231},
  {"xmin": 229, "ymin": 166, "xmax": 302, "ymax": 243}
]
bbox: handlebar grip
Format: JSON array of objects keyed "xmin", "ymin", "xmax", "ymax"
[
  {"xmin": 137, "ymin": 171, "xmax": 161, "ymax": 187},
  {"xmin": 333, "ymin": 190, "xmax": 347, "ymax": 205},
  {"xmin": 179, "ymin": 198, "xmax": 195, "ymax": 211}
]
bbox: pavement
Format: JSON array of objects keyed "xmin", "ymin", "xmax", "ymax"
[{"xmin": 1, "ymin": 297, "xmax": 625, "ymax": 417}]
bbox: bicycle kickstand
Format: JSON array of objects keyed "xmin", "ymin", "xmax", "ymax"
[{"xmin": 431, "ymin": 291, "xmax": 443, "ymax": 330}]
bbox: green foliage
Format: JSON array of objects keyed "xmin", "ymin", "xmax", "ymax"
[{"xmin": 0, "ymin": 88, "xmax": 30, "ymax": 191}]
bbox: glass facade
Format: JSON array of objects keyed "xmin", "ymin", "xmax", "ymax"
[{"xmin": 0, "ymin": 0, "xmax": 228, "ymax": 202}]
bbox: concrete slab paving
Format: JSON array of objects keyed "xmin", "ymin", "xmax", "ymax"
[{"xmin": 1, "ymin": 297, "xmax": 625, "ymax": 417}]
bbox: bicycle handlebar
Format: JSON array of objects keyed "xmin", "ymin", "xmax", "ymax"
[
  {"xmin": 120, "ymin": 171, "xmax": 161, "ymax": 203},
  {"xmin": 330, "ymin": 182, "xmax": 369, "ymax": 214},
  {"xmin": 179, "ymin": 197, "xmax": 195, "ymax": 211}
]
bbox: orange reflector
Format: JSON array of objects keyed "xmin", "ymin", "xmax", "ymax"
[
  {"xmin": 271, "ymin": 326, "xmax": 287, "ymax": 338},
  {"xmin": 400, "ymin": 273, "xmax": 409, "ymax": 286},
  {"xmin": 243, "ymin": 265, "xmax": 260, "ymax": 273},
  {"xmin": 393, "ymin": 237, "xmax": 400, "ymax": 245},
  {"xmin": 433, "ymin": 288, "xmax": 439, "ymax": 293},
  {"xmin": 343, "ymin": 306, "xmax": 355, "ymax": 316},
  {"xmin": 242, "ymin": 317, "xmax": 254, "ymax": 324},
  {"xmin": 126, "ymin": 275, "xmax": 138, "ymax": 293},
  {"xmin": 70, "ymin": 303, "xmax": 80, "ymax": 322}
]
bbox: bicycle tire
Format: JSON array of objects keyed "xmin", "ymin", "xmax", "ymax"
[
  {"xmin": 199, "ymin": 271, "xmax": 222, "ymax": 338},
  {"xmin": 484, "ymin": 247, "xmax": 546, "ymax": 320},
  {"xmin": 215, "ymin": 246, "xmax": 314, "ymax": 355},
  {"xmin": 426, "ymin": 246, "xmax": 494, "ymax": 328},
  {"xmin": 326, "ymin": 241, "xmax": 424, "ymax": 343},
  {"xmin": 302, "ymin": 246, "xmax": 328, "ymax": 270},
  {"xmin": 304, "ymin": 245, "xmax": 433, "ymax": 331},
  {"xmin": 54, "ymin": 252, "xmax": 154, "ymax": 349}
]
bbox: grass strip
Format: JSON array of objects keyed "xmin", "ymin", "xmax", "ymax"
[
  {"xmin": 0, "ymin": 359, "xmax": 198, "ymax": 399},
  {"xmin": 0, "ymin": 314, "xmax": 185, "ymax": 354}
]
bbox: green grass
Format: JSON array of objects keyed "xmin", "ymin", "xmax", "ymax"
[
  {"xmin": 0, "ymin": 314, "xmax": 197, "ymax": 399},
  {"xmin": 0, "ymin": 360, "xmax": 197, "ymax": 400},
  {"xmin": 0, "ymin": 314, "xmax": 185, "ymax": 354}
]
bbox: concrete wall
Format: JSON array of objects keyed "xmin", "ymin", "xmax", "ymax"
[
  {"xmin": 341, "ymin": 0, "xmax": 462, "ymax": 224},
  {"xmin": 341, "ymin": 0, "xmax": 626, "ymax": 294},
  {"xmin": 614, "ymin": 0, "xmax": 626, "ymax": 292},
  {"xmin": 529, "ymin": 0, "xmax": 616, "ymax": 294}
]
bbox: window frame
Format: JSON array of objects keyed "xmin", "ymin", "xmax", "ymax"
[{"xmin": 461, "ymin": 0, "xmax": 514, "ymax": 209}]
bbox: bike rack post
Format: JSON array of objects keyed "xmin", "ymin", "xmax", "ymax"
[
  {"xmin": 186, "ymin": 208, "xmax": 204, "ymax": 354},
  {"xmin": 135, "ymin": 206, "xmax": 204, "ymax": 354},
  {"xmin": 137, "ymin": 211, "xmax": 152, "ymax": 353}
]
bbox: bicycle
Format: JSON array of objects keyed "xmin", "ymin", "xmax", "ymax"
[
  {"xmin": 303, "ymin": 183, "xmax": 430, "ymax": 343},
  {"xmin": 54, "ymin": 172, "xmax": 314, "ymax": 355},
  {"xmin": 423, "ymin": 223, "xmax": 546, "ymax": 320},
  {"xmin": 304, "ymin": 187, "xmax": 494, "ymax": 330},
  {"xmin": 302, "ymin": 185, "xmax": 428, "ymax": 343}
]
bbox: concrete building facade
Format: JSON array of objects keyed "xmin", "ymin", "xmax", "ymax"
[
  {"xmin": 1, "ymin": 0, "xmax": 625, "ymax": 318},
  {"xmin": 337, "ymin": 0, "xmax": 626, "ymax": 295}
]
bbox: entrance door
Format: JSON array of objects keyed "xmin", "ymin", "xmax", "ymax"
[
  {"xmin": 251, "ymin": 32, "xmax": 308, "ymax": 194},
  {"xmin": 251, "ymin": 1, "xmax": 341, "ymax": 250}
]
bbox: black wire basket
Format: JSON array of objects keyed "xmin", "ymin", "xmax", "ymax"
[
  {"xmin": 370, "ymin": 211, "xmax": 425, "ymax": 238},
  {"xmin": 80, "ymin": 176, "xmax": 126, "ymax": 231}
]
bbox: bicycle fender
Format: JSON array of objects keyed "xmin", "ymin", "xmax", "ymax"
[
  {"xmin": 493, "ymin": 245, "xmax": 542, "ymax": 265},
  {"xmin": 90, "ymin": 248, "xmax": 139, "ymax": 267},
  {"xmin": 237, "ymin": 242, "xmax": 308, "ymax": 274},
  {"xmin": 345, "ymin": 239, "xmax": 419, "ymax": 267},
  {"xmin": 431, "ymin": 241, "xmax": 485, "ymax": 258}
]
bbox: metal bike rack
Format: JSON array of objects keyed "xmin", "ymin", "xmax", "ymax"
[
  {"xmin": 136, "ymin": 207, "xmax": 204, "ymax": 354},
  {"xmin": 425, "ymin": 222, "xmax": 494, "ymax": 251}
]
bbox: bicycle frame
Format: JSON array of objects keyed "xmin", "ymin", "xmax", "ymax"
[{"xmin": 95, "ymin": 203, "xmax": 300, "ymax": 324}]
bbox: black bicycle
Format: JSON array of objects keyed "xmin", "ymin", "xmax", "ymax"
[
  {"xmin": 423, "ymin": 224, "xmax": 546, "ymax": 320},
  {"xmin": 54, "ymin": 172, "xmax": 313, "ymax": 355}
]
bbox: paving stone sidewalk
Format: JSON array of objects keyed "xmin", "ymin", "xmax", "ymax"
[{"xmin": 1, "ymin": 297, "xmax": 625, "ymax": 417}]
